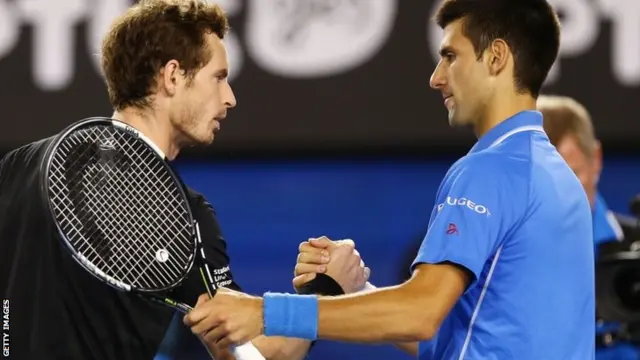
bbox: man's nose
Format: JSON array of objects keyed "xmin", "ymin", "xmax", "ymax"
[{"xmin": 429, "ymin": 62, "xmax": 446, "ymax": 90}]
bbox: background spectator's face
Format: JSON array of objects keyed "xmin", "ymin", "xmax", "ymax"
[{"xmin": 556, "ymin": 134, "xmax": 602, "ymax": 208}]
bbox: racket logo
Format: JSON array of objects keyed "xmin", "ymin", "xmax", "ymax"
[
  {"xmin": 155, "ymin": 249, "xmax": 170, "ymax": 263},
  {"xmin": 121, "ymin": 125, "xmax": 139, "ymax": 138},
  {"xmin": 98, "ymin": 138, "xmax": 116, "ymax": 151}
]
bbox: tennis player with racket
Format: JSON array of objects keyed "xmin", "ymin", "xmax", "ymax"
[{"xmin": 0, "ymin": 1, "xmax": 366, "ymax": 359}]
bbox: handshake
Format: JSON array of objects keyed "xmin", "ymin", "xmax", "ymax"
[
  {"xmin": 292, "ymin": 236, "xmax": 371, "ymax": 294},
  {"xmin": 183, "ymin": 236, "xmax": 372, "ymax": 349}
]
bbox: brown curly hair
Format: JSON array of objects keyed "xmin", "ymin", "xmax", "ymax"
[{"xmin": 100, "ymin": 0, "xmax": 230, "ymax": 111}]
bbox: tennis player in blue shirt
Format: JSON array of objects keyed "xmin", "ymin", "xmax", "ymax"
[{"xmin": 183, "ymin": 1, "xmax": 596, "ymax": 358}]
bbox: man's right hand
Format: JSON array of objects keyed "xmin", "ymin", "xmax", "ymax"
[{"xmin": 292, "ymin": 236, "xmax": 370, "ymax": 294}]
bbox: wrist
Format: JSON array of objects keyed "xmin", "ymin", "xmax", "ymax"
[
  {"xmin": 262, "ymin": 293, "xmax": 318, "ymax": 341},
  {"xmin": 296, "ymin": 273, "xmax": 345, "ymax": 296},
  {"xmin": 256, "ymin": 297, "xmax": 265, "ymax": 336}
]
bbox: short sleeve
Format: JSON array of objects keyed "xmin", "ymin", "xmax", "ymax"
[
  {"xmin": 412, "ymin": 160, "xmax": 523, "ymax": 286},
  {"xmin": 172, "ymin": 191, "xmax": 242, "ymax": 305},
  {"xmin": 193, "ymin": 194, "xmax": 242, "ymax": 292}
]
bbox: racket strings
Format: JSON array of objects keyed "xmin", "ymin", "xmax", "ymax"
[
  {"xmin": 77, "ymin": 153, "xmax": 188, "ymax": 281},
  {"xmin": 48, "ymin": 125, "xmax": 196, "ymax": 291},
  {"xmin": 60, "ymin": 132, "xmax": 191, "ymax": 286}
]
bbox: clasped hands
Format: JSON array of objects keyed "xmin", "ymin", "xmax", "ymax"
[{"xmin": 183, "ymin": 236, "xmax": 370, "ymax": 348}]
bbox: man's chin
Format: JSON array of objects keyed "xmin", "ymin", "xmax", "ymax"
[
  {"xmin": 448, "ymin": 113, "xmax": 462, "ymax": 127},
  {"xmin": 185, "ymin": 134, "xmax": 215, "ymax": 148},
  {"xmin": 201, "ymin": 135, "xmax": 215, "ymax": 146},
  {"xmin": 448, "ymin": 113, "xmax": 472, "ymax": 128}
]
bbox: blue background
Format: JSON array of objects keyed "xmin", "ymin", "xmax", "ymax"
[{"xmin": 174, "ymin": 155, "xmax": 640, "ymax": 360}]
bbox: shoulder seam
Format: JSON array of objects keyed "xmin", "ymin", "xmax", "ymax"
[{"xmin": 526, "ymin": 133, "xmax": 534, "ymax": 217}]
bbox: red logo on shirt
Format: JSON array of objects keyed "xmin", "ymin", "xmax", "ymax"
[{"xmin": 446, "ymin": 223, "xmax": 458, "ymax": 235}]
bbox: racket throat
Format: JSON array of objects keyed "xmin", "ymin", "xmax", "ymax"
[
  {"xmin": 194, "ymin": 221, "xmax": 218, "ymax": 299},
  {"xmin": 146, "ymin": 294, "xmax": 193, "ymax": 313}
]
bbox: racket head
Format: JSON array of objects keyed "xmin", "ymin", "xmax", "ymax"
[{"xmin": 40, "ymin": 117, "xmax": 198, "ymax": 294}]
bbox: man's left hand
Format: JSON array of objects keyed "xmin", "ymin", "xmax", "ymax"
[{"xmin": 183, "ymin": 288, "xmax": 264, "ymax": 349}]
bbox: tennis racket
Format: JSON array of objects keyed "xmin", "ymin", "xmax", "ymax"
[{"xmin": 39, "ymin": 117, "xmax": 263, "ymax": 359}]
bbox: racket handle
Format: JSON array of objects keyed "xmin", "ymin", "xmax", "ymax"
[
  {"xmin": 171, "ymin": 301, "xmax": 215, "ymax": 360},
  {"xmin": 172, "ymin": 302, "xmax": 193, "ymax": 313},
  {"xmin": 197, "ymin": 340, "xmax": 265, "ymax": 360},
  {"xmin": 165, "ymin": 300, "xmax": 264, "ymax": 359},
  {"xmin": 149, "ymin": 296, "xmax": 194, "ymax": 314},
  {"xmin": 231, "ymin": 343, "xmax": 266, "ymax": 360},
  {"xmin": 199, "ymin": 338, "xmax": 216, "ymax": 359}
]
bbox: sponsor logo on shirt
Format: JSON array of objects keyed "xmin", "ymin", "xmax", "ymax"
[
  {"xmin": 446, "ymin": 223, "xmax": 459, "ymax": 235},
  {"xmin": 212, "ymin": 265, "xmax": 233, "ymax": 287},
  {"xmin": 437, "ymin": 196, "xmax": 491, "ymax": 216}
]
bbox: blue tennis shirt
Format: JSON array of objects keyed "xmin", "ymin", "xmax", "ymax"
[{"xmin": 412, "ymin": 111, "xmax": 595, "ymax": 359}]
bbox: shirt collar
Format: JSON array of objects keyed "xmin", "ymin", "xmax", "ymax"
[{"xmin": 469, "ymin": 110, "xmax": 545, "ymax": 154}]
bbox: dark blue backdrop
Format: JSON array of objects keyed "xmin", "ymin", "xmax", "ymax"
[{"xmin": 173, "ymin": 155, "xmax": 640, "ymax": 360}]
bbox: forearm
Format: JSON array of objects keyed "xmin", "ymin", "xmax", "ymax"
[
  {"xmin": 252, "ymin": 315, "xmax": 418, "ymax": 357},
  {"xmin": 316, "ymin": 285, "xmax": 434, "ymax": 343},
  {"xmin": 357, "ymin": 282, "xmax": 419, "ymax": 355},
  {"xmin": 250, "ymin": 336, "xmax": 310, "ymax": 360},
  {"xmin": 244, "ymin": 315, "xmax": 417, "ymax": 358},
  {"xmin": 263, "ymin": 284, "xmax": 434, "ymax": 347},
  {"xmin": 262, "ymin": 265, "xmax": 464, "ymax": 350}
]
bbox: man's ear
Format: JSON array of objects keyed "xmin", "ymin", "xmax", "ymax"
[
  {"xmin": 160, "ymin": 60, "xmax": 182, "ymax": 96},
  {"xmin": 486, "ymin": 39, "xmax": 510, "ymax": 76}
]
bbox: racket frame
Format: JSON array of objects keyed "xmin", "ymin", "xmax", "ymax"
[{"xmin": 39, "ymin": 117, "xmax": 202, "ymax": 298}]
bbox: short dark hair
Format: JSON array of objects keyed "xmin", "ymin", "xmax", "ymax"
[
  {"xmin": 435, "ymin": 0, "xmax": 560, "ymax": 98},
  {"xmin": 101, "ymin": 0, "xmax": 230, "ymax": 111}
]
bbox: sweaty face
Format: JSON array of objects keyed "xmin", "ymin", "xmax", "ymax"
[
  {"xmin": 556, "ymin": 134, "xmax": 599, "ymax": 207},
  {"xmin": 171, "ymin": 33, "xmax": 236, "ymax": 146},
  {"xmin": 430, "ymin": 20, "xmax": 490, "ymax": 127}
]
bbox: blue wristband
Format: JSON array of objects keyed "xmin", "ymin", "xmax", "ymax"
[{"xmin": 263, "ymin": 292, "xmax": 318, "ymax": 340}]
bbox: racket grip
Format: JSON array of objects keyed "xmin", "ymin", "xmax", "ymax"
[
  {"xmin": 146, "ymin": 295, "xmax": 194, "ymax": 314},
  {"xmin": 173, "ymin": 303, "xmax": 193, "ymax": 313},
  {"xmin": 231, "ymin": 342, "xmax": 266, "ymax": 360},
  {"xmin": 198, "ymin": 341, "xmax": 265, "ymax": 360}
]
